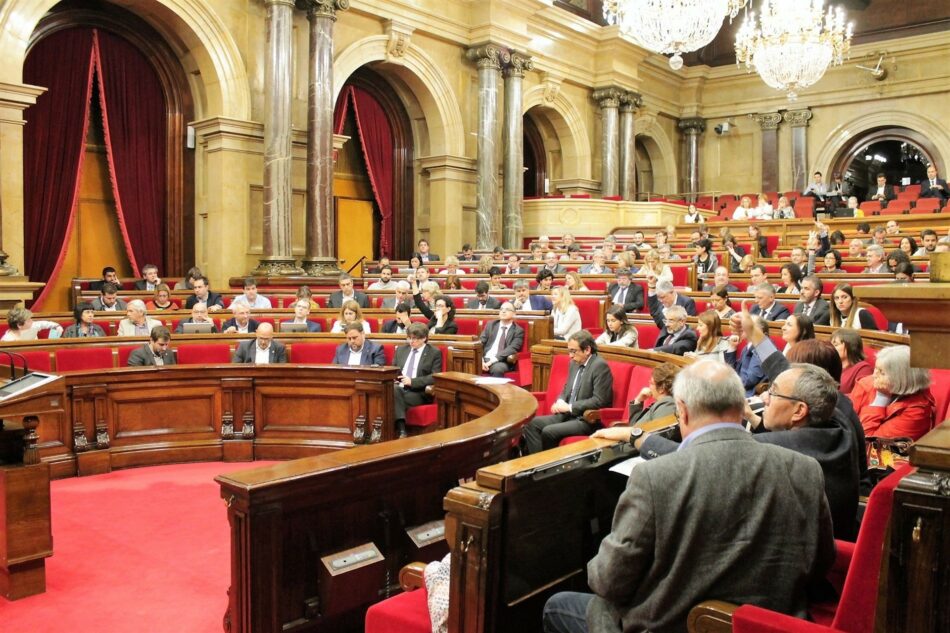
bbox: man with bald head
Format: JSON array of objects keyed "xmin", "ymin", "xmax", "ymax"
[
  {"xmin": 543, "ymin": 359, "xmax": 835, "ymax": 633},
  {"xmin": 233, "ymin": 322, "xmax": 287, "ymax": 364}
]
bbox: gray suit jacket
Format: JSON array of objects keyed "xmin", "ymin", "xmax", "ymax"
[
  {"xmin": 232, "ymin": 339, "xmax": 287, "ymax": 364},
  {"xmin": 332, "ymin": 340, "xmax": 386, "ymax": 366},
  {"xmin": 328, "ymin": 291, "xmax": 370, "ymax": 309},
  {"xmin": 127, "ymin": 344, "xmax": 177, "ymax": 367},
  {"xmin": 92, "ymin": 297, "xmax": 128, "ymax": 311},
  {"xmin": 628, "ymin": 394, "xmax": 676, "ymax": 426},
  {"xmin": 587, "ymin": 427, "xmax": 835, "ymax": 633},
  {"xmin": 557, "ymin": 353, "xmax": 613, "ymax": 418},
  {"xmin": 793, "ymin": 298, "xmax": 831, "ymax": 326}
]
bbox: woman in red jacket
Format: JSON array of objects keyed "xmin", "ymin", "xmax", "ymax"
[{"xmin": 849, "ymin": 345, "xmax": 936, "ymax": 440}]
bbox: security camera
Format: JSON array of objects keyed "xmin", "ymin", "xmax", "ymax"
[{"xmin": 714, "ymin": 121, "xmax": 731, "ymax": 135}]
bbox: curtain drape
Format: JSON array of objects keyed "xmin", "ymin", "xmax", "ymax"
[
  {"xmin": 349, "ymin": 86, "xmax": 395, "ymax": 257},
  {"xmin": 23, "ymin": 28, "xmax": 97, "ymax": 308},
  {"xmin": 95, "ymin": 29, "xmax": 167, "ymax": 276}
]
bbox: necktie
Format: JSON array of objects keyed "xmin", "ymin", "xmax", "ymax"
[
  {"xmin": 803, "ymin": 303, "xmax": 811, "ymax": 316},
  {"xmin": 405, "ymin": 348, "xmax": 418, "ymax": 378},
  {"xmin": 498, "ymin": 326, "xmax": 508, "ymax": 347},
  {"xmin": 569, "ymin": 364, "xmax": 586, "ymax": 405},
  {"xmin": 615, "ymin": 288, "xmax": 625, "ymax": 305}
]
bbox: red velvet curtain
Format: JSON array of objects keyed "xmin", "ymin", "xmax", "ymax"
[
  {"xmin": 95, "ymin": 29, "xmax": 167, "ymax": 275},
  {"xmin": 333, "ymin": 85, "xmax": 395, "ymax": 257},
  {"xmin": 23, "ymin": 29, "xmax": 97, "ymax": 307}
]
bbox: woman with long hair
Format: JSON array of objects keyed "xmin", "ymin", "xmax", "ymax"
[
  {"xmin": 747, "ymin": 224, "xmax": 770, "ymax": 258},
  {"xmin": 778, "ymin": 263, "xmax": 803, "ymax": 294},
  {"xmin": 594, "ymin": 305, "xmax": 638, "ymax": 348},
  {"xmin": 635, "ymin": 249, "xmax": 673, "ymax": 283},
  {"xmin": 686, "ymin": 310, "xmax": 730, "ymax": 361},
  {"xmin": 550, "ymin": 286, "xmax": 581, "ymax": 340},
  {"xmin": 830, "ymin": 283, "xmax": 878, "ymax": 330},
  {"xmin": 830, "ymin": 328, "xmax": 872, "ymax": 394},
  {"xmin": 564, "ymin": 271, "xmax": 589, "ymax": 293},
  {"xmin": 708, "ymin": 285, "xmax": 735, "ymax": 320},
  {"xmin": 330, "ymin": 300, "xmax": 371, "ymax": 333}
]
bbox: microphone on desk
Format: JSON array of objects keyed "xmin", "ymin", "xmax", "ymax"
[{"xmin": 0, "ymin": 350, "xmax": 30, "ymax": 381}]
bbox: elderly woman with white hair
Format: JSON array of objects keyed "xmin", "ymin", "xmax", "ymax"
[
  {"xmin": 848, "ymin": 345, "xmax": 936, "ymax": 441},
  {"xmin": 117, "ymin": 299, "xmax": 163, "ymax": 337}
]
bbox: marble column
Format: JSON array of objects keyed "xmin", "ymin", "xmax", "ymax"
[
  {"xmin": 784, "ymin": 109, "xmax": 812, "ymax": 193},
  {"xmin": 592, "ymin": 88, "xmax": 623, "ymax": 197},
  {"xmin": 466, "ymin": 44, "xmax": 509, "ymax": 250},
  {"xmin": 299, "ymin": 0, "xmax": 348, "ymax": 277},
  {"xmin": 501, "ymin": 52, "xmax": 532, "ymax": 250},
  {"xmin": 619, "ymin": 91, "xmax": 642, "ymax": 201},
  {"xmin": 750, "ymin": 112, "xmax": 782, "ymax": 193},
  {"xmin": 678, "ymin": 117, "xmax": 706, "ymax": 199},
  {"xmin": 255, "ymin": 0, "xmax": 303, "ymax": 276}
]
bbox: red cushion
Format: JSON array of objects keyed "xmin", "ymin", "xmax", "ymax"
[
  {"xmin": 364, "ymin": 587, "xmax": 431, "ymax": 633},
  {"xmin": 406, "ymin": 404, "xmax": 438, "ymax": 428},
  {"xmin": 572, "ymin": 297, "xmax": 603, "ymax": 330},
  {"xmin": 634, "ymin": 324, "xmax": 660, "ymax": 349},
  {"xmin": 288, "ymin": 342, "xmax": 337, "ymax": 363},
  {"xmin": 930, "ymin": 368, "xmax": 950, "ymax": 422},
  {"xmin": 13, "ymin": 350, "xmax": 51, "ymax": 373},
  {"xmin": 175, "ymin": 343, "xmax": 231, "ymax": 364},
  {"xmin": 55, "ymin": 347, "xmax": 115, "ymax": 372},
  {"xmin": 117, "ymin": 345, "xmax": 136, "ymax": 367},
  {"xmin": 454, "ymin": 318, "xmax": 481, "ymax": 336}
]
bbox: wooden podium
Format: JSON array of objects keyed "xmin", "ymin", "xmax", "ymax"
[{"xmin": 0, "ymin": 374, "xmax": 65, "ymax": 600}]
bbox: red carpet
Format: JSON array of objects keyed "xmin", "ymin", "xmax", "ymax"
[{"xmin": 0, "ymin": 461, "xmax": 273, "ymax": 633}]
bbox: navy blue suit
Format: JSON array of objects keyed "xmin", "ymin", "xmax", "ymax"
[{"xmin": 332, "ymin": 340, "xmax": 386, "ymax": 366}]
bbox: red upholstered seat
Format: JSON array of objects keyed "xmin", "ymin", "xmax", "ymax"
[
  {"xmin": 454, "ymin": 318, "xmax": 481, "ymax": 336},
  {"xmin": 364, "ymin": 583, "xmax": 431, "ymax": 633},
  {"xmin": 879, "ymin": 201, "xmax": 910, "ymax": 215},
  {"xmin": 531, "ymin": 354, "xmax": 571, "ymax": 415},
  {"xmin": 902, "ymin": 183, "xmax": 921, "ymax": 196},
  {"xmin": 288, "ymin": 342, "xmax": 337, "ymax": 363},
  {"xmin": 382, "ymin": 343, "xmax": 396, "ymax": 365},
  {"xmin": 55, "ymin": 347, "xmax": 115, "ymax": 372},
  {"xmin": 668, "ymin": 265, "xmax": 691, "ymax": 288},
  {"xmin": 572, "ymin": 297, "xmax": 604, "ymax": 330},
  {"xmin": 406, "ymin": 347, "xmax": 448, "ymax": 430},
  {"xmin": 175, "ymin": 343, "xmax": 231, "ymax": 364},
  {"xmin": 912, "ymin": 198, "xmax": 941, "ymax": 212},
  {"xmin": 559, "ymin": 363, "xmax": 648, "ymax": 445},
  {"xmin": 860, "ymin": 304, "xmax": 889, "ymax": 331},
  {"xmin": 930, "ymin": 368, "xmax": 950, "ymax": 422},
  {"xmin": 859, "ymin": 201, "xmax": 881, "ymax": 214},
  {"xmin": 117, "ymin": 345, "xmax": 136, "ymax": 367},
  {"xmin": 730, "ymin": 466, "xmax": 911, "ymax": 633},
  {"xmin": 634, "ymin": 324, "xmax": 660, "ymax": 349},
  {"xmin": 16, "ymin": 350, "xmax": 52, "ymax": 373}
]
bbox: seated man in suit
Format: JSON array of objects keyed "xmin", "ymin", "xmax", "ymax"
[
  {"xmin": 607, "ymin": 268, "xmax": 644, "ymax": 313},
  {"xmin": 175, "ymin": 302, "xmax": 219, "ymax": 334},
  {"xmin": 281, "ymin": 299, "xmax": 322, "ymax": 332},
  {"xmin": 479, "ymin": 302, "xmax": 525, "ymax": 377},
  {"xmin": 222, "ymin": 303, "xmax": 260, "ymax": 334},
  {"xmin": 920, "ymin": 164, "xmax": 948, "ymax": 202},
  {"xmin": 647, "ymin": 279, "xmax": 697, "ymax": 329},
  {"xmin": 466, "ymin": 280, "xmax": 502, "ymax": 310},
  {"xmin": 90, "ymin": 266, "xmax": 122, "ymax": 292},
  {"xmin": 185, "ymin": 276, "xmax": 225, "ymax": 312},
  {"xmin": 749, "ymin": 282, "xmax": 791, "ymax": 321},
  {"xmin": 512, "ymin": 279, "xmax": 552, "ymax": 312},
  {"xmin": 868, "ymin": 172, "xmax": 897, "ymax": 205},
  {"xmin": 328, "ymin": 274, "xmax": 369, "ymax": 309},
  {"xmin": 133, "ymin": 264, "xmax": 161, "ymax": 291},
  {"xmin": 522, "ymin": 330, "xmax": 613, "ymax": 454},
  {"xmin": 654, "ymin": 305, "xmax": 698, "ymax": 355},
  {"xmin": 504, "ymin": 253, "xmax": 530, "ymax": 276},
  {"xmin": 794, "ymin": 275, "xmax": 830, "ymax": 326},
  {"xmin": 127, "ymin": 326, "xmax": 176, "ymax": 366},
  {"xmin": 380, "ymin": 280, "xmax": 410, "ymax": 310},
  {"xmin": 92, "ymin": 282, "xmax": 128, "ymax": 312},
  {"xmin": 543, "ymin": 360, "xmax": 835, "ymax": 633},
  {"xmin": 233, "ymin": 322, "xmax": 287, "ymax": 364},
  {"xmin": 393, "ymin": 322, "xmax": 443, "ymax": 438},
  {"xmin": 725, "ymin": 316, "xmax": 768, "ymax": 396},
  {"xmin": 381, "ymin": 301, "xmax": 413, "ymax": 334},
  {"xmin": 333, "ymin": 322, "xmax": 386, "ymax": 366},
  {"xmin": 701, "ymin": 266, "xmax": 740, "ymax": 293},
  {"xmin": 578, "ymin": 249, "xmax": 608, "ymax": 275},
  {"xmin": 541, "ymin": 250, "xmax": 567, "ymax": 274},
  {"xmin": 117, "ymin": 299, "xmax": 163, "ymax": 337},
  {"xmin": 417, "ymin": 238, "xmax": 439, "ymax": 263}
]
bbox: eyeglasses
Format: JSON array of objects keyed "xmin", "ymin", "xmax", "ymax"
[
  {"xmin": 566, "ymin": 347, "xmax": 582, "ymax": 355},
  {"xmin": 766, "ymin": 386, "xmax": 805, "ymax": 404}
]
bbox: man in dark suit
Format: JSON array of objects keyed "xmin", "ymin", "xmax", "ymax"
[
  {"xmin": 920, "ymin": 164, "xmax": 949, "ymax": 202},
  {"xmin": 333, "ymin": 322, "xmax": 385, "ymax": 366},
  {"xmin": 221, "ymin": 303, "xmax": 260, "ymax": 334},
  {"xmin": 328, "ymin": 274, "xmax": 370, "ymax": 309},
  {"xmin": 543, "ymin": 360, "xmax": 836, "ymax": 633},
  {"xmin": 606, "ymin": 268, "xmax": 643, "ymax": 313},
  {"xmin": 281, "ymin": 300, "xmax": 322, "ymax": 332},
  {"xmin": 701, "ymin": 266, "xmax": 740, "ymax": 293},
  {"xmin": 127, "ymin": 326, "xmax": 176, "ymax": 366},
  {"xmin": 793, "ymin": 275, "xmax": 830, "ymax": 326},
  {"xmin": 479, "ymin": 302, "xmax": 525, "ymax": 377},
  {"xmin": 749, "ymin": 282, "xmax": 791, "ymax": 321},
  {"xmin": 233, "ymin": 323, "xmax": 287, "ymax": 364},
  {"xmin": 393, "ymin": 322, "xmax": 443, "ymax": 438},
  {"xmin": 466, "ymin": 280, "xmax": 502, "ymax": 310},
  {"xmin": 512, "ymin": 280, "xmax": 552, "ymax": 312},
  {"xmin": 522, "ymin": 330, "xmax": 613, "ymax": 453},
  {"xmin": 381, "ymin": 302, "xmax": 413, "ymax": 334},
  {"xmin": 868, "ymin": 172, "xmax": 897, "ymax": 206},
  {"xmin": 646, "ymin": 279, "xmax": 697, "ymax": 329},
  {"xmin": 90, "ymin": 266, "xmax": 122, "ymax": 292},
  {"xmin": 417, "ymin": 238, "xmax": 439, "ymax": 263},
  {"xmin": 133, "ymin": 264, "xmax": 161, "ymax": 291},
  {"xmin": 174, "ymin": 302, "xmax": 219, "ymax": 334},
  {"xmin": 504, "ymin": 254, "xmax": 531, "ymax": 275},
  {"xmin": 653, "ymin": 305, "xmax": 698, "ymax": 355},
  {"xmin": 184, "ymin": 276, "xmax": 225, "ymax": 312},
  {"xmin": 91, "ymin": 282, "xmax": 128, "ymax": 312}
]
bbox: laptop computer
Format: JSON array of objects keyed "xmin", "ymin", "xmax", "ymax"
[
  {"xmin": 181, "ymin": 322, "xmax": 214, "ymax": 334},
  {"xmin": 280, "ymin": 322, "xmax": 309, "ymax": 333}
]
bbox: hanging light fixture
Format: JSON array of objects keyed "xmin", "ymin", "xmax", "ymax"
[
  {"xmin": 735, "ymin": 0, "xmax": 853, "ymax": 100},
  {"xmin": 603, "ymin": 0, "xmax": 747, "ymax": 71}
]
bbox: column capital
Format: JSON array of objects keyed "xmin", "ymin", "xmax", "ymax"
[
  {"xmin": 678, "ymin": 117, "xmax": 706, "ymax": 134},
  {"xmin": 503, "ymin": 52, "xmax": 534, "ymax": 78},
  {"xmin": 466, "ymin": 44, "xmax": 510, "ymax": 71},
  {"xmin": 295, "ymin": 0, "xmax": 348, "ymax": 20},
  {"xmin": 783, "ymin": 109, "xmax": 812, "ymax": 128},
  {"xmin": 592, "ymin": 87, "xmax": 625, "ymax": 108},
  {"xmin": 749, "ymin": 112, "xmax": 783, "ymax": 130},
  {"xmin": 620, "ymin": 91, "xmax": 642, "ymax": 113}
]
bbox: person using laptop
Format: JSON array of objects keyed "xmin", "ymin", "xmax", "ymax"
[
  {"xmin": 174, "ymin": 303, "xmax": 218, "ymax": 334},
  {"xmin": 281, "ymin": 299, "xmax": 322, "ymax": 332}
]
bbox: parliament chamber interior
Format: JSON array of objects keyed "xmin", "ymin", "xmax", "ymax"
[{"xmin": 0, "ymin": 0, "xmax": 948, "ymax": 632}]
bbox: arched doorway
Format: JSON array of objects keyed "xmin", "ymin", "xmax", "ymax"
[
  {"xmin": 333, "ymin": 67, "xmax": 414, "ymax": 260},
  {"xmin": 634, "ymin": 138, "xmax": 655, "ymax": 197},
  {"xmin": 25, "ymin": 2, "xmax": 194, "ymax": 309},
  {"xmin": 831, "ymin": 127, "xmax": 938, "ymax": 198},
  {"xmin": 524, "ymin": 115, "xmax": 546, "ymax": 197}
]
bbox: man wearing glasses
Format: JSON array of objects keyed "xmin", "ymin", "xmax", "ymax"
[{"xmin": 522, "ymin": 330, "xmax": 613, "ymax": 454}]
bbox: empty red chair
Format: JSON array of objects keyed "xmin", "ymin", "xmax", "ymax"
[
  {"xmin": 288, "ymin": 342, "xmax": 337, "ymax": 363},
  {"xmin": 902, "ymin": 183, "xmax": 921, "ymax": 196},
  {"xmin": 859, "ymin": 201, "xmax": 881, "ymax": 215},
  {"xmin": 175, "ymin": 343, "xmax": 231, "ymax": 364},
  {"xmin": 531, "ymin": 354, "xmax": 571, "ymax": 415},
  {"xmin": 453, "ymin": 318, "xmax": 481, "ymax": 336},
  {"xmin": 55, "ymin": 347, "xmax": 115, "ymax": 372},
  {"xmin": 880, "ymin": 201, "xmax": 910, "ymax": 215},
  {"xmin": 635, "ymin": 323, "xmax": 660, "ymax": 349},
  {"xmin": 912, "ymin": 198, "xmax": 941, "ymax": 212},
  {"xmin": 365, "ymin": 564, "xmax": 431, "ymax": 633},
  {"xmin": 117, "ymin": 345, "xmax": 136, "ymax": 367},
  {"xmin": 15, "ymin": 350, "xmax": 52, "ymax": 373}
]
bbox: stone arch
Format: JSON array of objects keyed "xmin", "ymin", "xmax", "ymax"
[
  {"xmin": 813, "ymin": 110, "xmax": 950, "ymax": 178},
  {"xmin": 522, "ymin": 87, "xmax": 592, "ymax": 181},
  {"xmin": 0, "ymin": 0, "xmax": 250, "ymax": 119},
  {"xmin": 334, "ymin": 36, "xmax": 465, "ymax": 158},
  {"xmin": 635, "ymin": 114, "xmax": 677, "ymax": 195}
]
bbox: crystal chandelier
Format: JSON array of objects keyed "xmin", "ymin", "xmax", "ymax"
[
  {"xmin": 735, "ymin": 0, "xmax": 853, "ymax": 100},
  {"xmin": 603, "ymin": 0, "xmax": 747, "ymax": 70}
]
